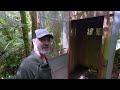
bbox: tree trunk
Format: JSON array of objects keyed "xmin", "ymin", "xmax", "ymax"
[
  {"xmin": 20, "ymin": 11, "xmax": 30, "ymax": 57},
  {"xmin": 29, "ymin": 11, "xmax": 38, "ymax": 48},
  {"xmin": 62, "ymin": 11, "xmax": 69, "ymax": 53},
  {"xmin": 38, "ymin": 11, "xmax": 44, "ymax": 29},
  {"xmin": 29, "ymin": 11, "xmax": 38, "ymax": 39}
]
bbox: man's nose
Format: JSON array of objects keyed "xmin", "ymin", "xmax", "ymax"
[{"xmin": 44, "ymin": 40, "xmax": 50, "ymax": 44}]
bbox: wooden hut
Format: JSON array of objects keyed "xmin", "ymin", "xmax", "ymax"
[
  {"xmin": 68, "ymin": 11, "xmax": 115, "ymax": 79},
  {"xmin": 49, "ymin": 11, "xmax": 120, "ymax": 79}
]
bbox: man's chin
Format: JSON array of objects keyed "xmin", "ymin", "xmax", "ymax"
[
  {"xmin": 43, "ymin": 48, "xmax": 50, "ymax": 51},
  {"xmin": 40, "ymin": 50, "xmax": 49, "ymax": 55}
]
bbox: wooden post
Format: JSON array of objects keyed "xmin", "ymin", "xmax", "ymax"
[
  {"xmin": 106, "ymin": 11, "xmax": 120, "ymax": 79},
  {"xmin": 98, "ymin": 12, "xmax": 112, "ymax": 79}
]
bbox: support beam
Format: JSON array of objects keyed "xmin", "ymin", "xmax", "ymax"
[{"xmin": 106, "ymin": 11, "xmax": 120, "ymax": 79}]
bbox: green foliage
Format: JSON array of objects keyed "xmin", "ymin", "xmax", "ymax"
[
  {"xmin": 0, "ymin": 11, "xmax": 28, "ymax": 79},
  {"xmin": 114, "ymin": 48, "xmax": 120, "ymax": 63},
  {"xmin": 0, "ymin": 11, "xmax": 66, "ymax": 78},
  {"xmin": 0, "ymin": 33, "xmax": 8, "ymax": 52},
  {"xmin": 0, "ymin": 37, "xmax": 24, "ymax": 79}
]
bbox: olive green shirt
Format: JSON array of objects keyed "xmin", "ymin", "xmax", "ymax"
[{"xmin": 14, "ymin": 50, "xmax": 52, "ymax": 79}]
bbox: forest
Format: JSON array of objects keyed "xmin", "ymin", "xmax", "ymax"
[
  {"xmin": 0, "ymin": 11, "xmax": 120, "ymax": 79},
  {"xmin": 0, "ymin": 11, "xmax": 69, "ymax": 79}
]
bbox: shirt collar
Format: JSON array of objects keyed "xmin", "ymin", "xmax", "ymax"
[
  {"xmin": 31, "ymin": 50, "xmax": 43, "ymax": 64},
  {"xmin": 30, "ymin": 50, "xmax": 48, "ymax": 64}
]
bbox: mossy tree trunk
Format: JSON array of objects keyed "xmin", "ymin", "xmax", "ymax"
[
  {"xmin": 29, "ymin": 11, "xmax": 38, "ymax": 48},
  {"xmin": 29, "ymin": 11, "xmax": 38, "ymax": 39},
  {"xmin": 20, "ymin": 11, "xmax": 30, "ymax": 57}
]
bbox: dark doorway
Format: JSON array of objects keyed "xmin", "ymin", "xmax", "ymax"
[{"xmin": 69, "ymin": 16, "xmax": 104, "ymax": 79}]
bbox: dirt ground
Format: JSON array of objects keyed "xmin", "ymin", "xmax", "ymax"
[
  {"xmin": 112, "ymin": 63, "xmax": 120, "ymax": 79},
  {"xmin": 69, "ymin": 64, "xmax": 120, "ymax": 79},
  {"xmin": 69, "ymin": 65, "xmax": 98, "ymax": 79}
]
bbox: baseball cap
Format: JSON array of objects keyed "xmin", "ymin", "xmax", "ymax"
[{"xmin": 34, "ymin": 29, "xmax": 54, "ymax": 39}]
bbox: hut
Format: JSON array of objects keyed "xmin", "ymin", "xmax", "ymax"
[{"xmin": 49, "ymin": 11, "xmax": 120, "ymax": 79}]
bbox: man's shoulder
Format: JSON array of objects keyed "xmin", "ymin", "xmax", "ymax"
[
  {"xmin": 20, "ymin": 55, "xmax": 34, "ymax": 68},
  {"xmin": 20, "ymin": 54, "xmax": 41, "ymax": 69}
]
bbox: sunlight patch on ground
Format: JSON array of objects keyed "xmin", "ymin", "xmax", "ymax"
[{"xmin": 116, "ymin": 39, "xmax": 120, "ymax": 50}]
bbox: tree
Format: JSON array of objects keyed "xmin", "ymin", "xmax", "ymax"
[
  {"xmin": 29, "ymin": 11, "xmax": 38, "ymax": 38},
  {"xmin": 37, "ymin": 11, "xmax": 44, "ymax": 29},
  {"xmin": 20, "ymin": 11, "xmax": 30, "ymax": 57},
  {"xmin": 0, "ymin": 11, "xmax": 24, "ymax": 78},
  {"xmin": 0, "ymin": 11, "xmax": 68, "ymax": 78},
  {"xmin": 29, "ymin": 11, "xmax": 38, "ymax": 48}
]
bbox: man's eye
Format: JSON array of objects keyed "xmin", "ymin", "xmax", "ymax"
[
  {"xmin": 38, "ymin": 37, "xmax": 51, "ymax": 42},
  {"xmin": 38, "ymin": 38, "xmax": 44, "ymax": 41},
  {"xmin": 47, "ymin": 39, "xmax": 50, "ymax": 42}
]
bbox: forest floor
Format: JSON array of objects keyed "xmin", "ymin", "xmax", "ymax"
[
  {"xmin": 112, "ymin": 62, "xmax": 120, "ymax": 79},
  {"xmin": 69, "ymin": 64, "xmax": 120, "ymax": 79},
  {"xmin": 69, "ymin": 65, "xmax": 98, "ymax": 79}
]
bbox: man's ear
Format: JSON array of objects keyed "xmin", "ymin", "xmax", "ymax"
[{"xmin": 32, "ymin": 39, "xmax": 36, "ymax": 45}]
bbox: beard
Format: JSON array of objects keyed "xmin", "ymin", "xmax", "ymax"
[
  {"xmin": 37, "ymin": 45, "xmax": 50, "ymax": 55},
  {"xmin": 40, "ymin": 49, "xmax": 50, "ymax": 55}
]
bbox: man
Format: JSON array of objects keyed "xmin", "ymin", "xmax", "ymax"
[{"xmin": 14, "ymin": 29, "xmax": 54, "ymax": 79}]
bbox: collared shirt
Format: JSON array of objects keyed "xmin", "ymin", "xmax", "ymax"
[{"xmin": 14, "ymin": 50, "xmax": 52, "ymax": 79}]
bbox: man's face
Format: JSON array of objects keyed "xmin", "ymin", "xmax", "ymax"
[{"xmin": 34, "ymin": 36, "xmax": 51, "ymax": 54}]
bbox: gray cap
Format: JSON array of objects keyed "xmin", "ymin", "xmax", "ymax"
[{"xmin": 35, "ymin": 29, "xmax": 54, "ymax": 39}]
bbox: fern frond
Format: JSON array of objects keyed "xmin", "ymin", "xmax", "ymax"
[
  {"xmin": 0, "ymin": 48, "xmax": 18, "ymax": 61},
  {"xmin": 0, "ymin": 12, "xmax": 23, "ymax": 27}
]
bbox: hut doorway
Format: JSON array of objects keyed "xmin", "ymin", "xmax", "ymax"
[{"xmin": 69, "ymin": 16, "xmax": 104, "ymax": 79}]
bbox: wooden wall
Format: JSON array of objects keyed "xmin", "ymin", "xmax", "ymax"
[{"xmin": 68, "ymin": 11, "xmax": 115, "ymax": 78}]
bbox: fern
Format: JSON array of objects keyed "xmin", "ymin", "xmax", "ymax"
[
  {"xmin": 0, "ymin": 11, "xmax": 22, "ymax": 27},
  {"xmin": 0, "ymin": 48, "xmax": 18, "ymax": 61}
]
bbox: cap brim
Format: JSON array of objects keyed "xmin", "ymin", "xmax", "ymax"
[{"xmin": 36, "ymin": 33, "xmax": 54, "ymax": 39}]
